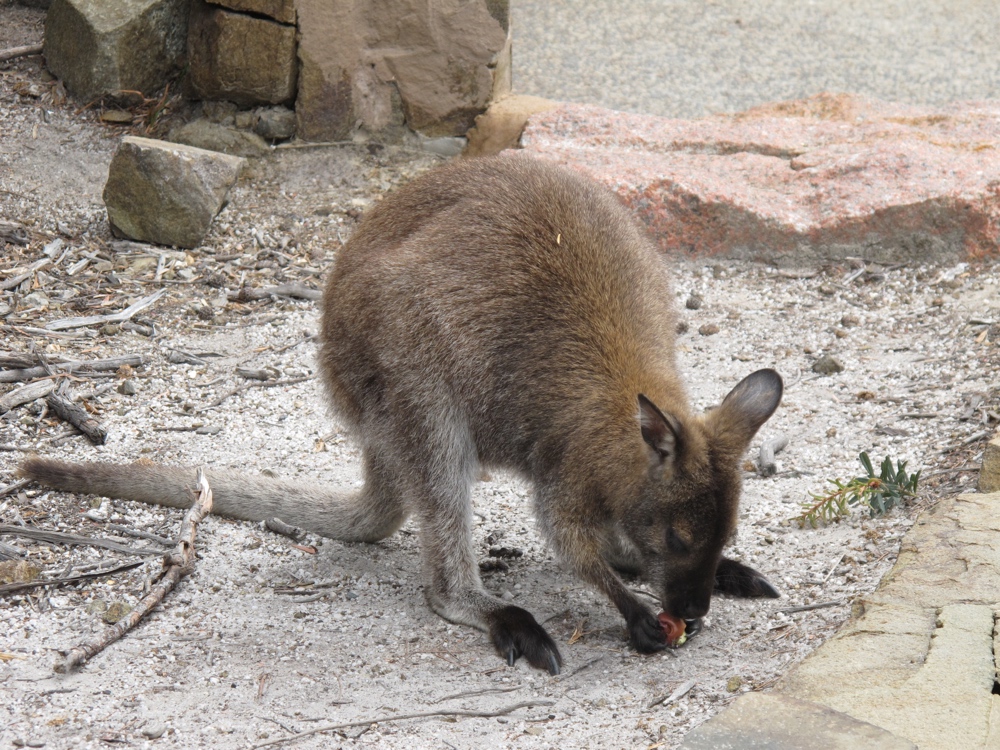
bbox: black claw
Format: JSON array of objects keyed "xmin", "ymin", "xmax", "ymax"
[
  {"xmin": 627, "ymin": 609, "xmax": 667, "ymax": 654},
  {"xmin": 487, "ymin": 605, "xmax": 562, "ymax": 674}
]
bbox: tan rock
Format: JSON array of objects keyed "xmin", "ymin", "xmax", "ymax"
[
  {"xmin": 777, "ymin": 491, "xmax": 1000, "ymax": 749},
  {"xmin": 295, "ymin": 0, "xmax": 509, "ymax": 141},
  {"xmin": 103, "ymin": 136, "xmax": 246, "ymax": 248},
  {"xmin": 206, "ymin": 0, "xmax": 294, "ymax": 24},
  {"xmin": 187, "ymin": 0, "xmax": 297, "ymax": 106},
  {"xmin": 464, "ymin": 94, "xmax": 557, "ymax": 157},
  {"xmin": 978, "ymin": 435, "xmax": 1000, "ymax": 492}
]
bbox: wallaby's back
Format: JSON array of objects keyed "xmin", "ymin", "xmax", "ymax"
[{"xmin": 319, "ymin": 154, "xmax": 688, "ymax": 476}]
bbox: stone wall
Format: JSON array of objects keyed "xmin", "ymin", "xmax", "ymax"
[{"xmin": 42, "ymin": 0, "xmax": 511, "ymax": 143}]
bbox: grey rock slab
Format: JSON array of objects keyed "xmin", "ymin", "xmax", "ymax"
[
  {"xmin": 678, "ymin": 692, "xmax": 916, "ymax": 750},
  {"xmin": 103, "ymin": 136, "xmax": 245, "ymax": 249},
  {"xmin": 44, "ymin": 0, "xmax": 188, "ymax": 101}
]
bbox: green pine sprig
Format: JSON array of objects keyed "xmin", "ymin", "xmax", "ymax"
[{"xmin": 793, "ymin": 452, "xmax": 920, "ymax": 528}]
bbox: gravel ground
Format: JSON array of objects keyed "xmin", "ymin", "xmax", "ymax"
[
  {"xmin": 2, "ymin": 5, "xmax": 1000, "ymax": 749},
  {"xmin": 513, "ymin": 0, "xmax": 1000, "ymax": 118}
]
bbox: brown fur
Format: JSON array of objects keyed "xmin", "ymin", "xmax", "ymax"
[{"xmin": 22, "ymin": 154, "xmax": 782, "ymax": 674}]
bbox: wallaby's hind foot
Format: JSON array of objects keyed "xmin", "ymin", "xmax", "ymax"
[
  {"xmin": 486, "ymin": 605, "xmax": 562, "ymax": 675},
  {"xmin": 714, "ymin": 557, "xmax": 780, "ymax": 599}
]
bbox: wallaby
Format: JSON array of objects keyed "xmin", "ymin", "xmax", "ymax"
[{"xmin": 22, "ymin": 154, "xmax": 782, "ymax": 675}]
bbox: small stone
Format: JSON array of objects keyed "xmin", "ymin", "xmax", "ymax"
[
  {"xmin": 840, "ymin": 313, "xmax": 860, "ymax": 327},
  {"xmin": 102, "ymin": 601, "xmax": 132, "ymax": 624},
  {"xmin": 726, "ymin": 675, "xmax": 743, "ymax": 692},
  {"xmin": 685, "ymin": 294, "xmax": 703, "ymax": 309},
  {"xmin": 0, "ymin": 560, "xmax": 40, "ymax": 584},
  {"xmin": 255, "ymin": 106, "xmax": 297, "ymax": 140},
  {"xmin": 931, "ymin": 297, "xmax": 945, "ymax": 307},
  {"xmin": 100, "ymin": 109, "xmax": 133, "ymax": 124},
  {"xmin": 117, "ymin": 379, "xmax": 138, "ymax": 395},
  {"xmin": 811, "ymin": 354, "xmax": 844, "ymax": 375},
  {"xmin": 141, "ymin": 722, "xmax": 167, "ymax": 740},
  {"xmin": 101, "ymin": 323, "xmax": 120, "ymax": 336},
  {"xmin": 826, "ymin": 427, "xmax": 837, "ymax": 437},
  {"xmin": 698, "ymin": 323, "xmax": 720, "ymax": 336},
  {"xmin": 21, "ymin": 291, "xmax": 50, "ymax": 309},
  {"xmin": 818, "ymin": 284, "xmax": 836, "ymax": 296}
]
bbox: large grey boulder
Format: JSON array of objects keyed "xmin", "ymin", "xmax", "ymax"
[
  {"xmin": 44, "ymin": 0, "xmax": 188, "ymax": 101},
  {"xmin": 103, "ymin": 136, "xmax": 245, "ymax": 249}
]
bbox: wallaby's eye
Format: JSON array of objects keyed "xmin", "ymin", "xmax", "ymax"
[{"xmin": 666, "ymin": 527, "xmax": 691, "ymax": 555}]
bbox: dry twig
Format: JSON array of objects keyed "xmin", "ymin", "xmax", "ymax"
[
  {"xmin": 0, "ymin": 43, "xmax": 43, "ymax": 62},
  {"xmin": 54, "ymin": 468, "xmax": 214, "ymax": 673},
  {"xmin": 252, "ymin": 700, "xmax": 556, "ymax": 749}
]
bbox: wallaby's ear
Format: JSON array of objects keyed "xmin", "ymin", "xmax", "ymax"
[
  {"xmin": 708, "ymin": 369, "xmax": 783, "ymax": 452},
  {"xmin": 638, "ymin": 394, "xmax": 682, "ymax": 468}
]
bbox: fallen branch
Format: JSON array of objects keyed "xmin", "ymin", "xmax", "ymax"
[
  {"xmin": 778, "ymin": 600, "xmax": 844, "ymax": 614},
  {"xmin": 0, "ymin": 354, "xmax": 144, "ymax": 383},
  {"xmin": 0, "ymin": 43, "xmax": 43, "ymax": 63},
  {"xmin": 0, "ymin": 525, "xmax": 165, "ymax": 557},
  {"xmin": 252, "ymin": 700, "xmax": 556, "ymax": 749},
  {"xmin": 0, "ymin": 378, "xmax": 56, "ymax": 412},
  {"xmin": 44, "ymin": 288, "xmax": 166, "ymax": 331},
  {"xmin": 197, "ymin": 376, "xmax": 312, "ymax": 412},
  {"xmin": 0, "ymin": 478, "xmax": 30, "ymax": 497},
  {"xmin": 44, "ymin": 392, "xmax": 108, "ymax": 445},
  {"xmin": 228, "ymin": 284, "xmax": 322, "ymax": 302},
  {"xmin": 647, "ymin": 678, "xmax": 696, "ymax": 710},
  {"xmin": 0, "ymin": 258, "xmax": 50, "ymax": 291},
  {"xmin": 0, "ymin": 561, "xmax": 144, "ymax": 596},
  {"xmin": 54, "ymin": 467, "xmax": 214, "ymax": 673}
]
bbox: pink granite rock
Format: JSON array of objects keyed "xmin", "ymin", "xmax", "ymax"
[{"xmin": 519, "ymin": 93, "xmax": 1000, "ymax": 261}]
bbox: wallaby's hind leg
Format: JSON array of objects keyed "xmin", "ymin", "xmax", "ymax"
[{"xmin": 399, "ymin": 424, "xmax": 562, "ymax": 675}]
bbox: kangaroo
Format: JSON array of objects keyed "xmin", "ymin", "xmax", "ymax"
[{"xmin": 22, "ymin": 154, "xmax": 782, "ymax": 675}]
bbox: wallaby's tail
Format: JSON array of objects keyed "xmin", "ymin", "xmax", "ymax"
[{"xmin": 19, "ymin": 457, "xmax": 405, "ymax": 542}]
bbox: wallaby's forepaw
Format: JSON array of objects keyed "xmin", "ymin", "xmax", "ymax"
[
  {"xmin": 714, "ymin": 557, "xmax": 780, "ymax": 599},
  {"xmin": 487, "ymin": 605, "xmax": 562, "ymax": 675},
  {"xmin": 627, "ymin": 609, "xmax": 667, "ymax": 653}
]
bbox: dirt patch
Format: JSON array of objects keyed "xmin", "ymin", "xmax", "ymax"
[{"xmin": 2, "ymin": 6, "xmax": 999, "ymax": 749}]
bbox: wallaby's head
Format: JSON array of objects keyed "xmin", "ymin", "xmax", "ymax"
[{"xmin": 624, "ymin": 369, "xmax": 783, "ymax": 620}]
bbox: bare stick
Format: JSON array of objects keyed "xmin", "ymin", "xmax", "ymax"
[
  {"xmin": 778, "ymin": 600, "xmax": 844, "ymax": 614},
  {"xmin": 0, "ymin": 525, "xmax": 164, "ymax": 557},
  {"xmin": 228, "ymin": 284, "xmax": 322, "ymax": 302},
  {"xmin": 54, "ymin": 468, "xmax": 214, "ymax": 673},
  {"xmin": 0, "ymin": 354, "xmax": 145, "ymax": 383},
  {"xmin": 0, "ymin": 379, "xmax": 56, "ymax": 412},
  {"xmin": 196, "ymin": 376, "xmax": 312, "ymax": 412},
  {"xmin": 757, "ymin": 433, "xmax": 789, "ymax": 477},
  {"xmin": 0, "ymin": 561, "xmax": 144, "ymax": 596},
  {"xmin": 252, "ymin": 700, "xmax": 556, "ymax": 749},
  {"xmin": 45, "ymin": 288, "xmax": 166, "ymax": 331},
  {"xmin": 45, "ymin": 392, "xmax": 108, "ymax": 445},
  {"xmin": 647, "ymin": 678, "xmax": 696, "ymax": 710},
  {"xmin": 0, "ymin": 43, "xmax": 43, "ymax": 63}
]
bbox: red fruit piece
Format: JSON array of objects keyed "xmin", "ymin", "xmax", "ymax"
[{"xmin": 657, "ymin": 611, "xmax": 687, "ymax": 647}]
